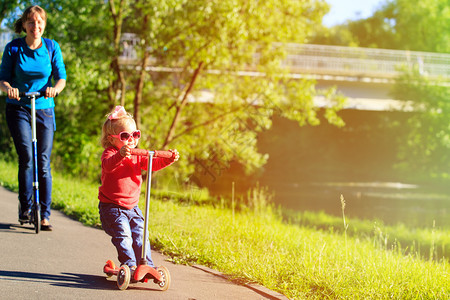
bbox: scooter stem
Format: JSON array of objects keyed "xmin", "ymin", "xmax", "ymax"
[
  {"xmin": 31, "ymin": 95, "xmax": 39, "ymax": 192},
  {"xmin": 140, "ymin": 150, "xmax": 155, "ymax": 265}
]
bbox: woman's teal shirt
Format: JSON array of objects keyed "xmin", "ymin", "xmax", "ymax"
[{"xmin": 0, "ymin": 37, "xmax": 66, "ymax": 109}]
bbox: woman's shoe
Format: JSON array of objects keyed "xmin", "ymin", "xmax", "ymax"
[
  {"xmin": 41, "ymin": 219, "xmax": 53, "ymax": 231},
  {"xmin": 18, "ymin": 208, "xmax": 32, "ymax": 223}
]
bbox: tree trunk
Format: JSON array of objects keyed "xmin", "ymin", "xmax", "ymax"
[
  {"xmin": 162, "ymin": 61, "xmax": 204, "ymax": 148},
  {"xmin": 133, "ymin": 14, "xmax": 150, "ymax": 128},
  {"xmin": 134, "ymin": 51, "xmax": 150, "ymax": 129},
  {"xmin": 108, "ymin": 0, "xmax": 126, "ymax": 107}
]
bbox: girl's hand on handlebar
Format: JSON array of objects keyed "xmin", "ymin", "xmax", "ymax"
[
  {"xmin": 7, "ymin": 87, "xmax": 20, "ymax": 100},
  {"xmin": 119, "ymin": 145, "xmax": 132, "ymax": 158},
  {"xmin": 169, "ymin": 149, "xmax": 180, "ymax": 162},
  {"xmin": 45, "ymin": 87, "xmax": 59, "ymax": 99}
]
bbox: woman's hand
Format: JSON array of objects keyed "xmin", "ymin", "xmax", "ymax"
[
  {"xmin": 0, "ymin": 81, "xmax": 19, "ymax": 100},
  {"xmin": 7, "ymin": 87, "xmax": 20, "ymax": 100},
  {"xmin": 45, "ymin": 86, "xmax": 59, "ymax": 99}
]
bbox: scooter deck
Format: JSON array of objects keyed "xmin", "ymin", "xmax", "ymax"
[
  {"xmin": 134, "ymin": 264, "xmax": 163, "ymax": 282},
  {"xmin": 103, "ymin": 260, "xmax": 163, "ymax": 282}
]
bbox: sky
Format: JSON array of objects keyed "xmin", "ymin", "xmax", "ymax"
[{"xmin": 322, "ymin": 0, "xmax": 387, "ymax": 27}]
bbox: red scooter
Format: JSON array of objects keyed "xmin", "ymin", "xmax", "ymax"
[{"xmin": 103, "ymin": 149, "xmax": 173, "ymax": 291}]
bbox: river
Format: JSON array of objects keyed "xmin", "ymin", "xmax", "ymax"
[{"xmin": 268, "ymin": 181, "xmax": 450, "ymax": 229}]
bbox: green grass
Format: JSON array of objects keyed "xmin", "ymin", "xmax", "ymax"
[
  {"xmin": 283, "ymin": 207, "xmax": 450, "ymax": 262},
  {"xmin": 0, "ymin": 159, "xmax": 448, "ymax": 299}
]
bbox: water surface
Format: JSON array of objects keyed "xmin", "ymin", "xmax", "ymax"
[{"xmin": 269, "ymin": 181, "xmax": 450, "ymax": 229}]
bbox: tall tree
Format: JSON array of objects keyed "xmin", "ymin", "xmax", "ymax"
[
  {"xmin": 0, "ymin": 0, "xmax": 19, "ymax": 28},
  {"xmin": 121, "ymin": 0, "xmax": 346, "ymax": 183},
  {"xmin": 312, "ymin": 0, "xmax": 449, "ymax": 53},
  {"xmin": 2, "ymin": 0, "xmax": 346, "ymax": 184},
  {"xmin": 347, "ymin": 0, "xmax": 449, "ymax": 52},
  {"xmin": 32, "ymin": 0, "xmax": 115, "ymax": 180},
  {"xmin": 108, "ymin": 0, "xmax": 130, "ymax": 107},
  {"xmin": 391, "ymin": 69, "xmax": 450, "ymax": 180}
]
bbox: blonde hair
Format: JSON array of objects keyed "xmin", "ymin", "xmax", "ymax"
[
  {"xmin": 14, "ymin": 5, "xmax": 48, "ymax": 34},
  {"xmin": 101, "ymin": 108, "xmax": 135, "ymax": 149}
]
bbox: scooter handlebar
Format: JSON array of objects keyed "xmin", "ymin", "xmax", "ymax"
[
  {"xmin": 19, "ymin": 91, "xmax": 59, "ymax": 97},
  {"xmin": 131, "ymin": 149, "xmax": 174, "ymax": 158}
]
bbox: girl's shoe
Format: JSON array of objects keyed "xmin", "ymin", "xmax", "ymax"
[
  {"xmin": 41, "ymin": 219, "xmax": 53, "ymax": 231},
  {"xmin": 130, "ymin": 266, "xmax": 138, "ymax": 283}
]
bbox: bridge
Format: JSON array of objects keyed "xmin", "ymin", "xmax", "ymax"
[{"xmin": 117, "ymin": 33, "xmax": 449, "ymax": 111}]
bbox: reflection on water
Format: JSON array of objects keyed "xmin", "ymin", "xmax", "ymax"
[{"xmin": 270, "ymin": 182, "xmax": 450, "ymax": 229}]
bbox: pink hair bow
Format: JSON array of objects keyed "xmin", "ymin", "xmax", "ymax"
[{"xmin": 108, "ymin": 106, "xmax": 127, "ymax": 120}]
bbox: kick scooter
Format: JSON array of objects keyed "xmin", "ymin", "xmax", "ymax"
[
  {"xmin": 103, "ymin": 149, "xmax": 174, "ymax": 291},
  {"xmin": 18, "ymin": 91, "xmax": 51, "ymax": 234}
]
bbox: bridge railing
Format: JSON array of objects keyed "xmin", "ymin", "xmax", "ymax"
[
  {"xmin": 117, "ymin": 33, "xmax": 449, "ymax": 81},
  {"xmin": 282, "ymin": 43, "xmax": 449, "ymax": 80}
]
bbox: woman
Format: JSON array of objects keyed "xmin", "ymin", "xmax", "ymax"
[{"xmin": 0, "ymin": 5, "xmax": 66, "ymax": 231}]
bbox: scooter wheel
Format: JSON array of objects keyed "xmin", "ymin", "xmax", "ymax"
[
  {"xmin": 33, "ymin": 204, "xmax": 41, "ymax": 234},
  {"xmin": 117, "ymin": 265, "xmax": 131, "ymax": 290},
  {"xmin": 156, "ymin": 266, "xmax": 171, "ymax": 291}
]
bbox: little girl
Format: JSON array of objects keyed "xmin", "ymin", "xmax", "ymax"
[{"xmin": 98, "ymin": 106, "xmax": 179, "ymax": 271}]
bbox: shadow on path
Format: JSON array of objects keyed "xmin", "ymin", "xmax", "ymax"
[
  {"xmin": 0, "ymin": 270, "xmax": 114, "ymax": 290},
  {"xmin": 0, "ymin": 222, "xmax": 35, "ymax": 234}
]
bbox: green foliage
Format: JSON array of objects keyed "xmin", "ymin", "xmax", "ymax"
[
  {"xmin": 0, "ymin": 0, "xmax": 20, "ymax": 27},
  {"xmin": 383, "ymin": 0, "xmax": 450, "ymax": 52},
  {"xmin": 308, "ymin": 24, "xmax": 359, "ymax": 46},
  {"xmin": 313, "ymin": 0, "xmax": 449, "ymax": 54},
  {"xmin": 0, "ymin": 96, "xmax": 16, "ymax": 161},
  {"xmin": 112, "ymin": 0, "xmax": 345, "ymax": 185},
  {"xmin": 318, "ymin": 0, "xmax": 449, "ymax": 53},
  {"xmin": 391, "ymin": 69, "xmax": 450, "ymax": 180},
  {"xmin": 0, "ymin": 0, "xmax": 345, "ymax": 184}
]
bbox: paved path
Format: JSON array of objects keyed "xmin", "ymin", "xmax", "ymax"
[{"xmin": 0, "ymin": 186, "xmax": 288, "ymax": 300}]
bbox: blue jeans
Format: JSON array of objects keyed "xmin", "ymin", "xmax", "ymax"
[
  {"xmin": 5, "ymin": 103, "xmax": 55, "ymax": 221},
  {"xmin": 99, "ymin": 202, "xmax": 154, "ymax": 268}
]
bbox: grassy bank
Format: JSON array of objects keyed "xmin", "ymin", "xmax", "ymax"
[{"xmin": 0, "ymin": 159, "xmax": 448, "ymax": 299}]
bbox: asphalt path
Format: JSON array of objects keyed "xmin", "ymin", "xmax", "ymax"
[{"xmin": 0, "ymin": 186, "xmax": 288, "ymax": 300}]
